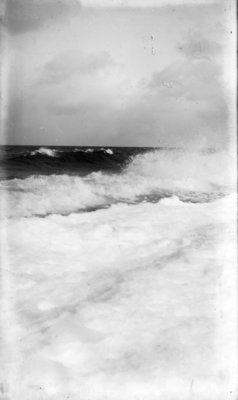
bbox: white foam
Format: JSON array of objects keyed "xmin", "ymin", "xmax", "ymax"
[
  {"xmin": 100, "ymin": 147, "xmax": 114, "ymax": 155},
  {"xmin": 125, "ymin": 148, "xmax": 236, "ymax": 193},
  {"xmin": 72, "ymin": 148, "xmax": 114, "ymax": 154},
  {"xmin": 73, "ymin": 148, "xmax": 94, "ymax": 153},
  {"xmin": 1, "ymin": 194, "xmax": 237, "ymax": 399},
  {"xmin": 105, "ymin": 148, "xmax": 113, "ymax": 155},
  {"xmin": 2, "ymin": 148, "xmax": 236, "ymax": 218},
  {"xmin": 1, "ymin": 148, "xmax": 237, "ymax": 399},
  {"xmin": 30, "ymin": 147, "xmax": 58, "ymax": 157}
]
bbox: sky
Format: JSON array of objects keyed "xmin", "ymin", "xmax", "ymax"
[{"xmin": 0, "ymin": 0, "xmax": 235, "ymax": 147}]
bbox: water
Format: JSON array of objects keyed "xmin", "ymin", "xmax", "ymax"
[
  {"xmin": 0, "ymin": 146, "xmax": 237, "ymax": 399},
  {"xmin": 0, "ymin": 146, "xmax": 234, "ymax": 217},
  {"xmin": 0, "ymin": 146, "xmax": 147, "ymax": 179}
]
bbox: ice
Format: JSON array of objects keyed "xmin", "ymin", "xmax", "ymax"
[{"xmin": 1, "ymin": 193, "xmax": 237, "ymax": 400}]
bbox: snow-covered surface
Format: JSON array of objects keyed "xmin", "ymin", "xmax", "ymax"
[{"xmin": 0, "ymin": 193, "xmax": 237, "ymax": 400}]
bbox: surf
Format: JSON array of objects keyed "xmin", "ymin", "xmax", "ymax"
[{"xmin": 1, "ymin": 147, "xmax": 235, "ymax": 218}]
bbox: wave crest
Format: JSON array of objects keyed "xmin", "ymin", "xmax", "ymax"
[
  {"xmin": 125, "ymin": 149, "xmax": 235, "ymax": 192},
  {"xmin": 29, "ymin": 148, "xmax": 58, "ymax": 157},
  {"xmin": 2, "ymin": 148, "xmax": 235, "ymax": 218}
]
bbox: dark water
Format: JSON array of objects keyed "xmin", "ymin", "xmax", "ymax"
[{"xmin": 0, "ymin": 145, "xmax": 156, "ymax": 180}]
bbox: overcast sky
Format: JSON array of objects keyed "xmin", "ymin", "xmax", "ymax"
[{"xmin": 1, "ymin": 0, "xmax": 235, "ymax": 147}]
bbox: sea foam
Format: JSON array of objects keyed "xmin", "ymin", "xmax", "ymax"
[
  {"xmin": 2, "ymin": 192, "xmax": 237, "ymax": 400},
  {"xmin": 1, "ymin": 148, "xmax": 236, "ymax": 218},
  {"xmin": 29, "ymin": 147, "xmax": 58, "ymax": 157},
  {"xmin": 0, "ymin": 147, "xmax": 237, "ymax": 399}
]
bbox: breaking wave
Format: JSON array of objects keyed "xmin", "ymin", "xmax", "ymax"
[
  {"xmin": 2, "ymin": 146, "xmax": 123, "ymax": 179},
  {"xmin": 1, "ymin": 148, "xmax": 235, "ymax": 218},
  {"xmin": 28, "ymin": 147, "xmax": 114, "ymax": 158},
  {"xmin": 29, "ymin": 147, "xmax": 58, "ymax": 157},
  {"xmin": 1, "ymin": 145, "xmax": 237, "ymax": 400}
]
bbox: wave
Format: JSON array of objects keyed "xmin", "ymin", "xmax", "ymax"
[
  {"xmin": 102, "ymin": 148, "xmax": 114, "ymax": 155},
  {"xmin": 1, "ymin": 148, "xmax": 235, "ymax": 218},
  {"xmin": 73, "ymin": 148, "xmax": 114, "ymax": 155},
  {"xmin": 125, "ymin": 148, "xmax": 235, "ymax": 193},
  {"xmin": 29, "ymin": 147, "xmax": 58, "ymax": 157},
  {"xmin": 28, "ymin": 147, "xmax": 114, "ymax": 157},
  {"xmin": 3, "ymin": 146, "xmax": 124, "ymax": 179}
]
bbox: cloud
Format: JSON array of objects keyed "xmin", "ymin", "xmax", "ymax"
[
  {"xmin": 81, "ymin": 0, "xmax": 217, "ymax": 7},
  {"xmin": 50, "ymin": 103, "xmax": 104, "ymax": 116},
  {"xmin": 148, "ymin": 59, "xmax": 222, "ymax": 101},
  {"xmin": 178, "ymin": 30, "xmax": 223, "ymax": 60},
  {"xmin": 39, "ymin": 51, "xmax": 114, "ymax": 85},
  {"xmin": 5, "ymin": 0, "xmax": 81, "ymax": 34},
  {"xmin": 4, "ymin": 1, "xmax": 230, "ymax": 147},
  {"xmin": 37, "ymin": 57, "xmax": 228, "ymax": 147},
  {"xmin": 115, "ymin": 58, "xmax": 228, "ymax": 147}
]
